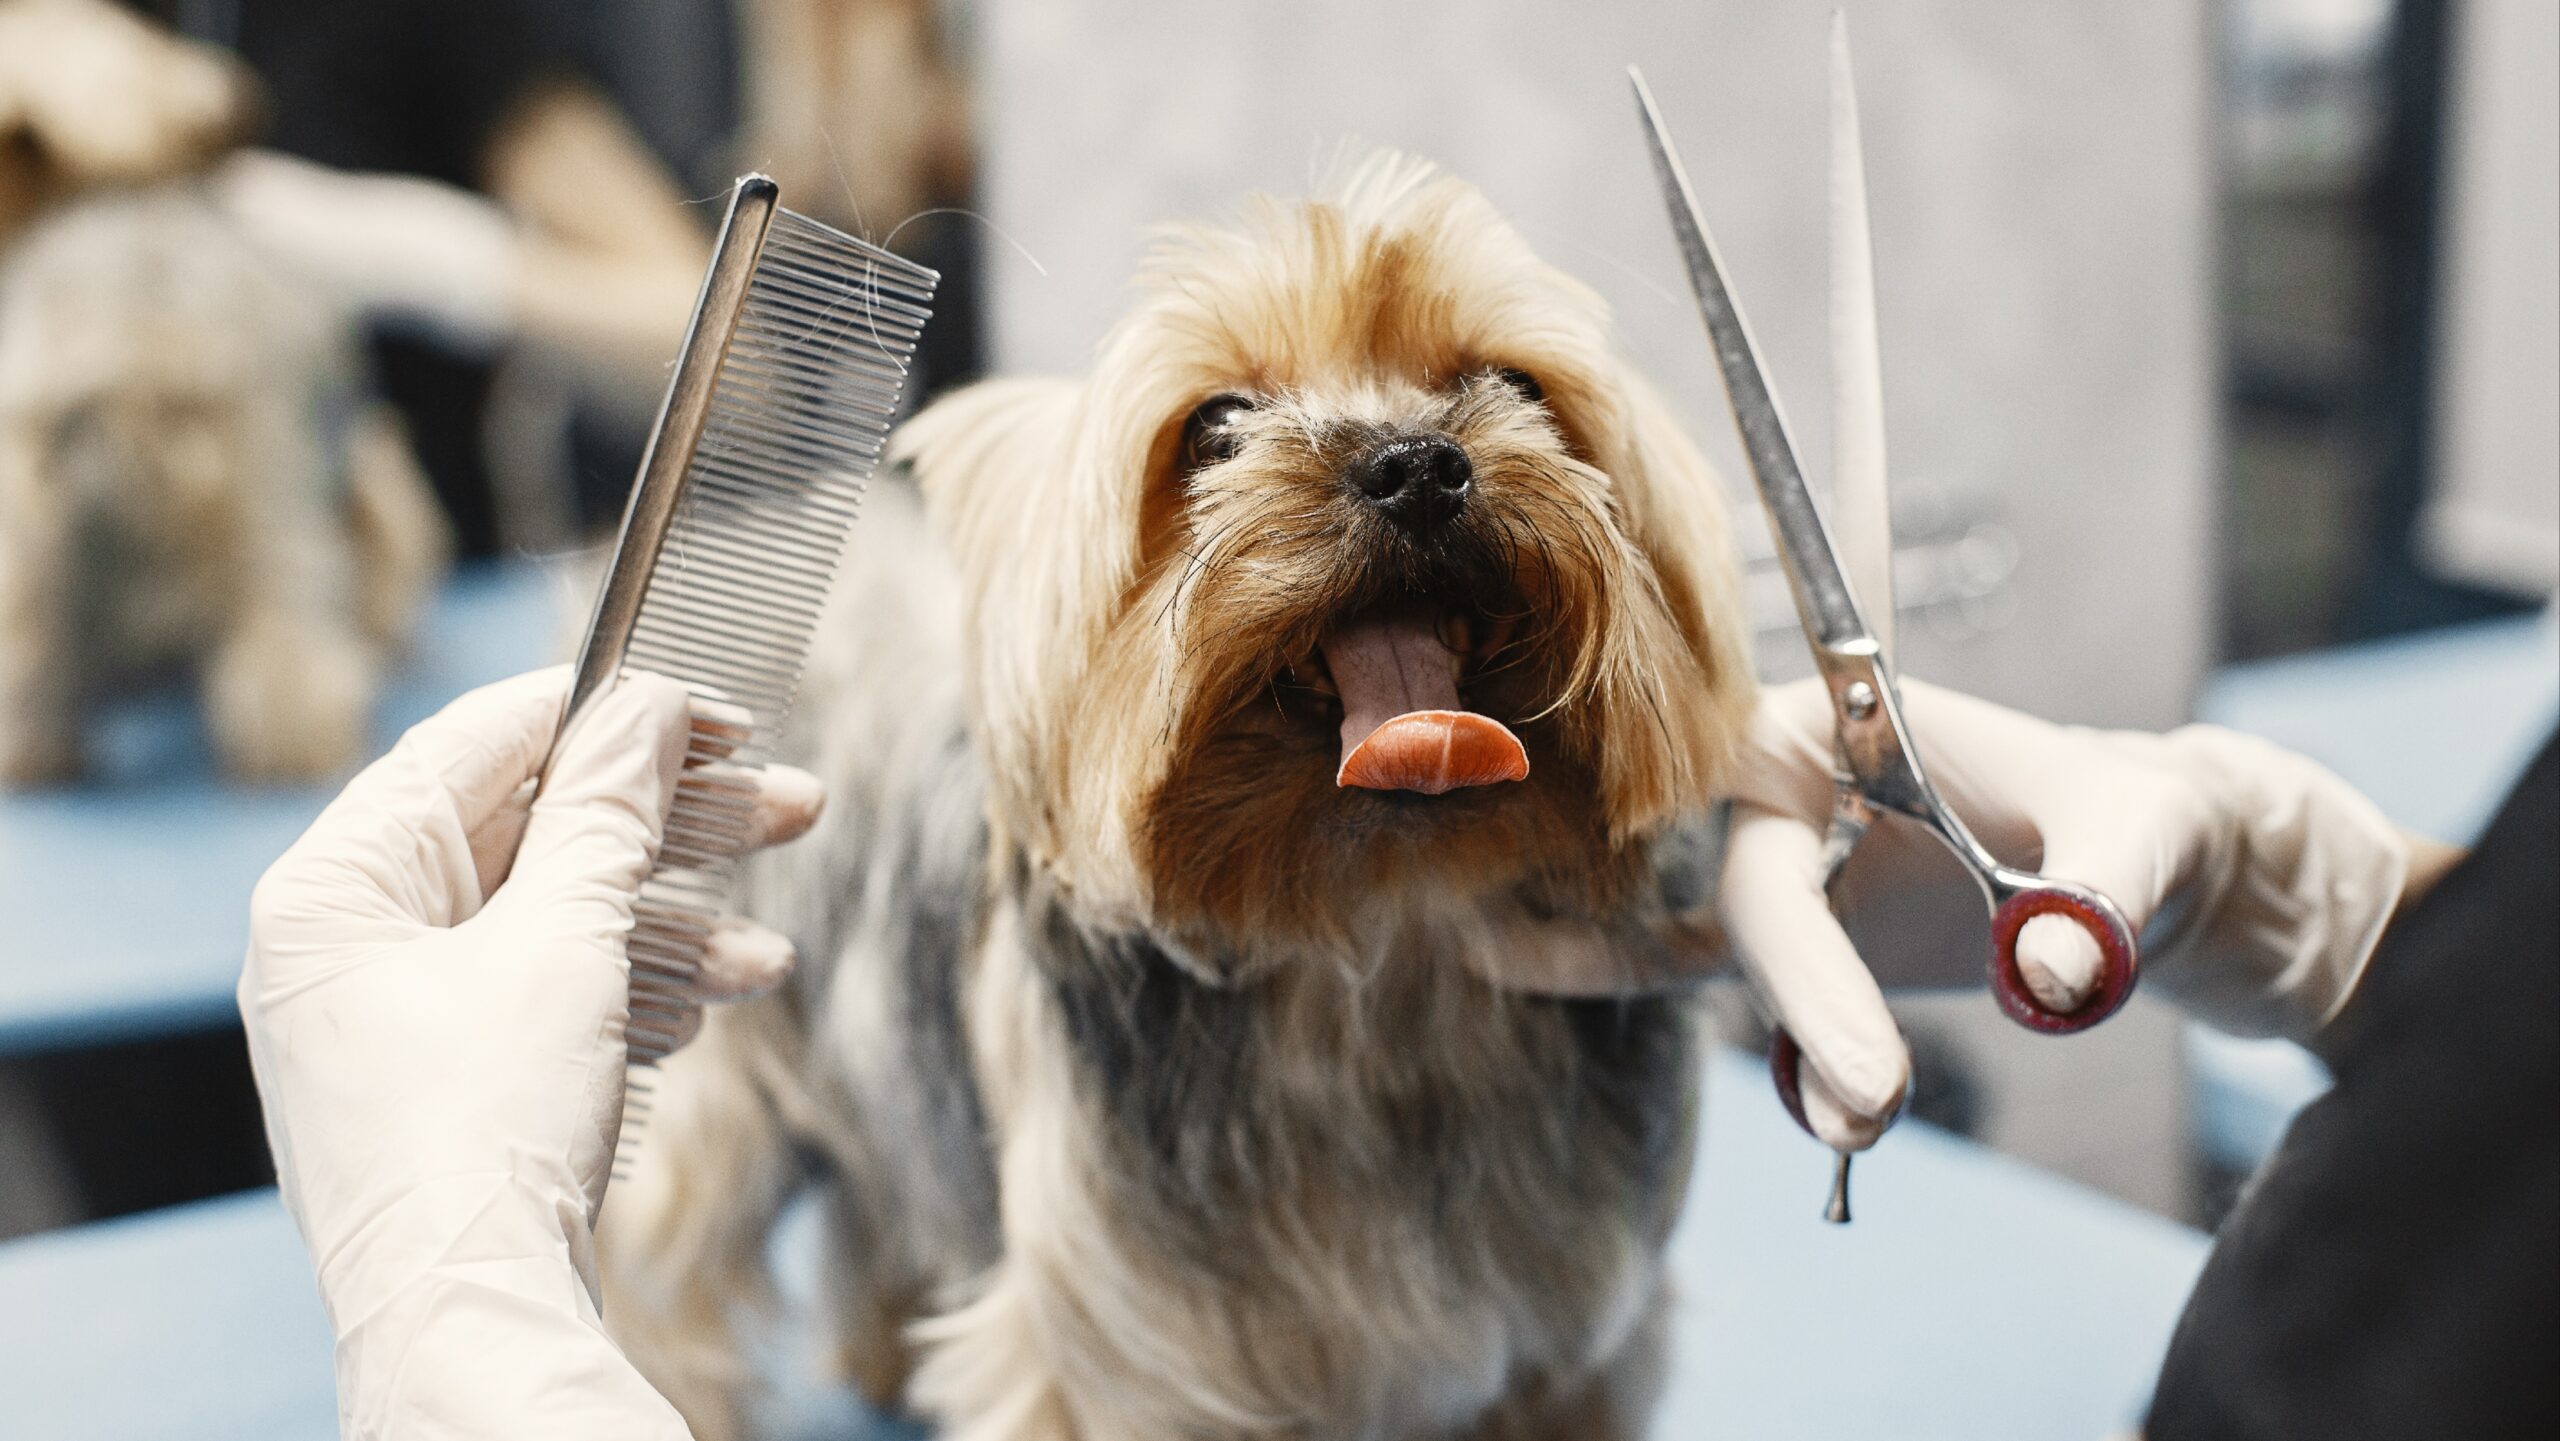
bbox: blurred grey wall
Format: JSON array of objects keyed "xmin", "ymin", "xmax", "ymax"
[
  {"xmin": 2427, "ymin": 0, "xmax": 2559, "ymax": 597},
  {"xmin": 969, "ymin": 0, "xmax": 2216, "ymax": 727}
]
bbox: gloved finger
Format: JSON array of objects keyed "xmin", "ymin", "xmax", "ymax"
[
  {"xmin": 1797, "ymin": 1053, "xmax": 1886, "ymax": 1149},
  {"xmin": 258, "ymin": 668, "xmax": 569, "ymax": 934},
  {"xmin": 692, "ymin": 915, "xmax": 797, "ymax": 1000},
  {"xmin": 1720, "ymin": 804, "xmax": 1910, "ymax": 1147},
  {"xmin": 2009, "ymin": 770, "xmax": 2207, "ymax": 1013},
  {"xmin": 464, "ymin": 720, "xmax": 803, "ymax": 901},
  {"xmin": 497, "ymin": 672, "xmax": 693, "ymax": 936},
  {"xmin": 684, "ymin": 762, "xmax": 826, "ymax": 853},
  {"xmin": 744, "ymin": 764, "xmax": 826, "ymax": 851}
]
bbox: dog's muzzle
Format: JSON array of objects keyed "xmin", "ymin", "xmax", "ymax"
[{"xmin": 1346, "ymin": 432, "xmax": 1472, "ymax": 539}]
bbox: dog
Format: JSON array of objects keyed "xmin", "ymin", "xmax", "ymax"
[
  {"xmin": 0, "ymin": 186, "xmax": 448, "ymax": 785},
  {"xmin": 602, "ymin": 153, "xmax": 1756, "ymax": 1440}
]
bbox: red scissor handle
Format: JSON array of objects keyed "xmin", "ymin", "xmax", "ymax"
[
  {"xmin": 1769, "ymin": 1027, "xmax": 1816, "ymax": 1137},
  {"xmin": 1987, "ymin": 884, "xmax": 2139, "ymax": 1034},
  {"xmin": 1766, "ymin": 1026, "xmax": 1910, "ymax": 1141},
  {"xmin": 1766, "ymin": 882, "xmax": 2136, "ymax": 1136}
]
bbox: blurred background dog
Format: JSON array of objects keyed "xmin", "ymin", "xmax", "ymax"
[
  {"xmin": 0, "ymin": 6, "xmax": 445, "ymax": 785},
  {"xmin": 0, "ymin": 189, "xmax": 446, "ymax": 784},
  {"xmin": 603, "ymin": 155, "xmax": 1755, "ymax": 1441}
]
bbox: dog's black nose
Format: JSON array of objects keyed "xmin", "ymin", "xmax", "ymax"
[{"xmin": 1348, "ymin": 434, "xmax": 1472, "ymax": 534}]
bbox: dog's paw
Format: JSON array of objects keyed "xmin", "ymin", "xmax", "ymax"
[{"xmin": 206, "ymin": 621, "xmax": 373, "ymax": 784}]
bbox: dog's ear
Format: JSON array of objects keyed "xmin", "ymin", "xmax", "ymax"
[
  {"xmin": 0, "ymin": 0, "xmax": 260, "ymax": 242},
  {"xmin": 889, "ymin": 376, "xmax": 1125, "ymax": 845},
  {"xmin": 1584, "ymin": 362, "xmax": 1760, "ymax": 832},
  {"xmin": 889, "ymin": 377, "xmax": 1095, "ymax": 656}
]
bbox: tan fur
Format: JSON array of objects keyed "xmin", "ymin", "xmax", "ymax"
[
  {"xmin": 0, "ymin": 0, "xmax": 253, "ymax": 248},
  {"xmin": 736, "ymin": 0, "xmax": 973, "ymax": 237},
  {"xmin": 0, "ymin": 187, "xmax": 447, "ymax": 785},
  {"xmin": 606, "ymin": 155, "xmax": 1752, "ymax": 1441}
]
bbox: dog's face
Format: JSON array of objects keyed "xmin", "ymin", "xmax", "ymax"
[
  {"xmin": 900, "ymin": 157, "xmax": 1753, "ymax": 969},
  {"xmin": 0, "ymin": 192, "xmax": 341, "ymax": 552}
]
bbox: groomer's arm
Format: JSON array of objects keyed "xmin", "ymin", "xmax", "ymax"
[
  {"xmin": 1715, "ymin": 678, "xmax": 2421, "ymax": 1148},
  {"xmin": 211, "ymin": 145, "xmax": 702, "ymax": 404},
  {"xmin": 239, "ymin": 669, "xmax": 819, "ymax": 1439}
]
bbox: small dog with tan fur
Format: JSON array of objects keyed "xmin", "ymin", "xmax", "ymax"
[
  {"xmin": 0, "ymin": 188, "xmax": 447, "ymax": 785},
  {"xmin": 605, "ymin": 154, "xmax": 1755, "ymax": 1441}
]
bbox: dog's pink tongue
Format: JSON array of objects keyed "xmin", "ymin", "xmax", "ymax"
[{"xmin": 1322, "ymin": 613, "xmax": 1529, "ymax": 795}]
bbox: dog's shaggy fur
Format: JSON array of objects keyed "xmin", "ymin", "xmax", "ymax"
[
  {"xmin": 603, "ymin": 155, "xmax": 1754, "ymax": 1440},
  {"xmin": 0, "ymin": 187, "xmax": 447, "ymax": 784}
]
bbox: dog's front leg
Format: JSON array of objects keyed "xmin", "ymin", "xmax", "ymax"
[
  {"xmin": 0, "ymin": 576, "xmax": 81, "ymax": 785},
  {"xmin": 205, "ymin": 606, "xmax": 373, "ymax": 783},
  {"xmin": 0, "ymin": 488, "xmax": 82, "ymax": 785}
]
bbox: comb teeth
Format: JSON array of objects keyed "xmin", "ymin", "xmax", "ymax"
[{"xmin": 593, "ymin": 186, "xmax": 939, "ymax": 1185}]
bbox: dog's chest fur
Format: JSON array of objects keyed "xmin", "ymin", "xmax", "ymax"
[
  {"xmin": 1010, "ymin": 874, "xmax": 1693, "ymax": 1415},
  {"xmin": 864, "ymin": 855, "xmax": 1699, "ymax": 1437}
]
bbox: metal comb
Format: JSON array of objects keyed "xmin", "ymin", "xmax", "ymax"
[{"xmin": 542, "ymin": 173, "xmax": 937, "ymax": 1182}]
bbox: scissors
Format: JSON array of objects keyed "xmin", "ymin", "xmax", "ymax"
[{"xmin": 1631, "ymin": 24, "xmax": 2138, "ymax": 1224}]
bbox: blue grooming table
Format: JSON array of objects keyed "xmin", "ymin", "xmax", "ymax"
[
  {"xmin": 2198, "ymin": 609, "xmax": 2558, "ymax": 847},
  {"xmin": 0, "ymin": 1049, "xmax": 2205, "ymax": 1441},
  {"xmin": 0, "ymin": 563, "xmax": 575, "ymax": 1056}
]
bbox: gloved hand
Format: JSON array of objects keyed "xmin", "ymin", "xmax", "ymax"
[
  {"xmin": 1719, "ymin": 676, "xmax": 2411, "ymax": 1151},
  {"xmin": 239, "ymin": 668, "xmax": 821, "ymax": 1439},
  {"xmin": 211, "ymin": 149, "xmax": 521, "ymax": 351}
]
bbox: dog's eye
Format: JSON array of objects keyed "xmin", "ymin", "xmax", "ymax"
[
  {"xmin": 1487, "ymin": 368, "xmax": 1545, "ymax": 405},
  {"xmin": 1180, "ymin": 393, "xmax": 1255, "ymax": 471}
]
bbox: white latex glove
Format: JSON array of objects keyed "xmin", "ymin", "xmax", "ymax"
[
  {"xmin": 1720, "ymin": 676, "xmax": 2410, "ymax": 1151},
  {"xmin": 211, "ymin": 149, "xmax": 520, "ymax": 351},
  {"xmin": 239, "ymin": 667, "xmax": 820, "ymax": 1440}
]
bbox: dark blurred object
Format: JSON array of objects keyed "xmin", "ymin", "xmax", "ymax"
[
  {"xmin": 732, "ymin": 0, "xmax": 983, "ymax": 402},
  {"xmin": 1, "ymin": 1028, "xmax": 271, "ymax": 1225},
  {"xmin": 1901, "ymin": 1020, "xmax": 1988, "ymax": 1140},
  {"xmin": 2147, "ymin": 731, "xmax": 2558, "ymax": 1440},
  {"xmin": 155, "ymin": 0, "xmax": 744, "ymax": 555},
  {"xmin": 2219, "ymin": 0, "xmax": 2539, "ymax": 661}
]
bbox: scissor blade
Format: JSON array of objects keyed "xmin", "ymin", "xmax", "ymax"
[
  {"xmin": 1827, "ymin": 12, "xmax": 1895, "ymax": 663},
  {"xmin": 1630, "ymin": 66, "xmax": 1878, "ymax": 659}
]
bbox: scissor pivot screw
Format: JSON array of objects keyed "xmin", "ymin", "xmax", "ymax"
[{"xmin": 1842, "ymin": 681, "xmax": 1878, "ymax": 720}]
